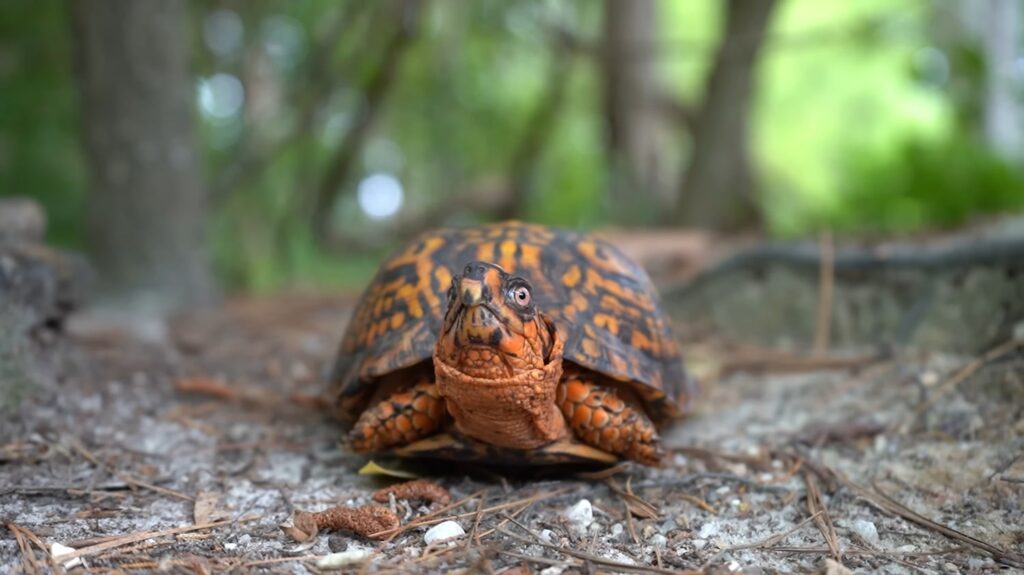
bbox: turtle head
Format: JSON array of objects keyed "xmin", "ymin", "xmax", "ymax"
[{"xmin": 437, "ymin": 261, "xmax": 555, "ymax": 378}]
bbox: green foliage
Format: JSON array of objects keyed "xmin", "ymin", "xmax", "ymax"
[
  {"xmin": 827, "ymin": 132, "xmax": 1024, "ymax": 233},
  {"xmin": 3, "ymin": 1, "xmax": 1022, "ymax": 294},
  {"xmin": 0, "ymin": 1, "xmax": 84, "ymax": 248}
]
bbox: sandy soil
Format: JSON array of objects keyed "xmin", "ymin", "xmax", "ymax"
[{"xmin": 2, "ymin": 294, "xmax": 1022, "ymax": 574}]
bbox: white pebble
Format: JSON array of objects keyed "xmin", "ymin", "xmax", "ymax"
[
  {"xmin": 51, "ymin": 543, "xmax": 82, "ymax": 569},
  {"xmin": 424, "ymin": 520, "xmax": 465, "ymax": 544},
  {"xmin": 610, "ymin": 523, "xmax": 624, "ymax": 538},
  {"xmin": 316, "ymin": 549, "xmax": 373, "ymax": 569},
  {"xmin": 649, "ymin": 533, "xmax": 668, "ymax": 548},
  {"xmin": 540, "ymin": 567, "xmax": 565, "ymax": 575},
  {"xmin": 539, "ymin": 529, "xmax": 556, "ymax": 544},
  {"xmin": 698, "ymin": 522, "xmax": 720, "ymax": 539},
  {"xmin": 564, "ymin": 499, "xmax": 593, "ymax": 532},
  {"xmin": 692, "ymin": 539, "xmax": 708, "ymax": 551},
  {"xmin": 897, "ymin": 544, "xmax": 917, "ymax": 553},
  {"xmin": 850, "ymin": 519, "xmax": 879, "ymax": 545}
]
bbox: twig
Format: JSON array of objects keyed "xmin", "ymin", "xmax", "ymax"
[
  {"xmin": 466, "ymin": 497, "xmax": 486, "ymax": 549},
  {"xmin": 901, "ymin": 339, "xmax": 1023, "ymax": 433},
  {"xmin": 474, "ymin": 500, "xmax": 534, "ymax": 540},
  {"xmin": 803, "ymin": 471, "xmax": 842, "ymax": 563},
  {"xmin": 606, "ymin": 477, "xmax": 658, "ymax": 519},
  {"xmin": 698, "ymin": 511, "xmax": 822, "ymax": 571},
  {"xmin": 678, "ymin": 494, "xmax": 717, "ymax": 515},
  {"xmin": 814, "ymin": 230, "xmax": 834, "ymax": 355},
  {"xmin": 842, "ymin": 477, "xmax": 1024, "ymax": 568},
  {"xmin": 7, "ymin": 523, "xmax": 55, "ymax": 575},
  {"xmin": 239, "ymin": 555, "xmax": 321, "ymax": 569},
  {"xmin": 767, "ymin": 545, "xmax": 968, "ymax": 557},
  {"xmin": 624, "ymin": 499, "xmax": 639, "ymax": 544},
  {"xmin": 57, "ymin": 517, "xmax": 256, "ymax": 561},
  {"xmin": 68, "ymin": 436, "xmax": 109, "ymax": 470},
  {"xmin": 120, "ymin": 474, "xmax": 195, "ymax": 502},
  {"xmin": 497, "ymin": 549, "xmax": 577, "ymax": 569}
]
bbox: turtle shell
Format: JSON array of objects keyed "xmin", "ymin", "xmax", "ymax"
[{"xmin": 330, "ymin": 221, "xmax": 691, "ymax": 425}]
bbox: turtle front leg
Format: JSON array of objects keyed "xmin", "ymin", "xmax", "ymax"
[
  {"xmin": 556, "ymin": 376, "xmax": 662, "ymax": 465},
  {"xmin": 348, "ymin": 380, "xmax": 447, "ymax": 452}
]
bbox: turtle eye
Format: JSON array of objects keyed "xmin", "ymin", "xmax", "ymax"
[{"xmin": 508, "ymin": 284, "xmax": 531, "ymax": 308}]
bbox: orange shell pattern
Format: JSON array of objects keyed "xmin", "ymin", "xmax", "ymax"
[{"xmin": 330, "ymin": 222, "xmax": 690, "ymax": 422}]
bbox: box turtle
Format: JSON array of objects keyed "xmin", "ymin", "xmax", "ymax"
[{"xmin": 328, "ymin": 221, "xmax": 694, "ymax": 465}]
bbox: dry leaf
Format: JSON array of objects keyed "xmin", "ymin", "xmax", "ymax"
[
  {"xmin": 193, "ymin": 491, "xmax": 219, "ymax": 525},
  {"xmin": 823, "ymin": 558, "xmax": 853, "ymax": 575},
  {"xmin": 357, "ymin": 460, "xmax": 419, "ymax": 479}
]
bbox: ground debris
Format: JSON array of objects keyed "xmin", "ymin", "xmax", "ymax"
[
  {"xmin": 2, "ymin": 293, "xmax": 1020, "ymax": 573},
  {"xmin": 373, "ymin": 478, "xmax": 452, "ymax": 506},
  {"xmin": 284, "ymin": 504, "xmax": 399, "ymax": 542}
]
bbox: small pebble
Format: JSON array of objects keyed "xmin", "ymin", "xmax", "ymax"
[
  {"xmin": 967, "ymin": 558, "xmax": 989, "ymax": 570},
  {"xmin": 896, "ymin": 544, "xmax": 917, "ymax": 553},
  {"xmin": 316, "ymin": 549, "xmax": 373, "ymax": 569},
  {"xmin": 423, "ymin": 520, "xmax": 464, "ymax": 544},
  {"xmin": 849, "ymin": 519, "xmax": 879, "ymax": 546},
  {"xmin": 610, "ymin": 523, "xmax": 624, "ymax": 538},
  {"xmin": 649, "ymin": 533, "xmax": 668, "ymax": 548},
  {"xmin": 692, "ymin": 539, "xmax": 708, "ymax": 551},
  {"xmin": 539, "ymin": 529, "xmax": 555, "ymax": 544},
  {"xmin": 51, "ymin": 543, "xmax": 82, "ymax": 569},
  {"xmin": 540, "ymin": 567, "xmax": 565, "ymax": 575},
  {"xmin": 563, "ymin": 499, "xmax": 593, "ymax": 532},
  {"xmin": 698, "ymin": 522, "xmax": 720, "ymax": 539},
  {"xmin": 642, "ymin": 524, "xmax": 657, "ymax": 539},
  {"xmin": 942, "ymin": 562, "xmax": 960, "ymax": 574}
]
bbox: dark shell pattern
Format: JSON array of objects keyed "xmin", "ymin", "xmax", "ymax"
[{"xmin": 330, "ymin": 221, "xmax": 690, "ymax": 423}]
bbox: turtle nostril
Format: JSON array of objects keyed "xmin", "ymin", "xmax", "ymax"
[{"xmin": 462, "ymin": 262, "xmax": 489, "ymax": 280}]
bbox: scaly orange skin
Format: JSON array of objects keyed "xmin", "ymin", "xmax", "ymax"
[{"xmin": 347, "ymin": 261, "xmax": 663, "ymax": 464}]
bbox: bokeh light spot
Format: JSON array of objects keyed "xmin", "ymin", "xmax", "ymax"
[
  {"xmin": 356, "ymin": 173, "xmax": 404, "ymax": 220},
  {"xmin": 197, "ymin": 74, "xmax": 245, "ymax": 120}
]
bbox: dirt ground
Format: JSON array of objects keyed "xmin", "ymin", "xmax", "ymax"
[{"xmin": 2, "ymin": 293, "xmax": 1022, "ymax": 574}]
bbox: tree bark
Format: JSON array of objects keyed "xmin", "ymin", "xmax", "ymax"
[
  {"xmin": 673, "ymin": 0, "xmax": 777, "ymax": 231},
  {"xmin": 602, "ymin": 0, "xmax": 669, "ymax": 224},
  {"xmin": 72, "ymin": 0, "xmax": 215, "ymax": 312}
]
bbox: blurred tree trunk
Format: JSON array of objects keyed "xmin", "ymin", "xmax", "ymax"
[
  {"xmin": 602, "ymin": 0, "xmax": 669, "ymax": 225},
  {"xmin": 981, "ymin": 0, "xmax": 1022, "ymax": 162},
  {"xmin": 72, "ymin": 0, "xmax": 215, "ymax": 312},
  {"xmin": 673, "ymin": 0, "xmax": 777, "ymax": 231},
  {"xmin": 934, "ymin": 0, "xmax": 1023, "ymax": 163}
]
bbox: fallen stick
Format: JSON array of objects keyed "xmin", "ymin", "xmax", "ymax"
[
  {"xmin": 842, "ymin": 477, "xmax": 1024, "ymax": 569},
  {"xmin": 57, "ymin": 516, "xmax": 256, "ymax": 562}
]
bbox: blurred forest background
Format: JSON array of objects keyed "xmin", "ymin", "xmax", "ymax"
[{"xmin": 2, "ymin": 0, "xmax": 1024, "ymax": 313}]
